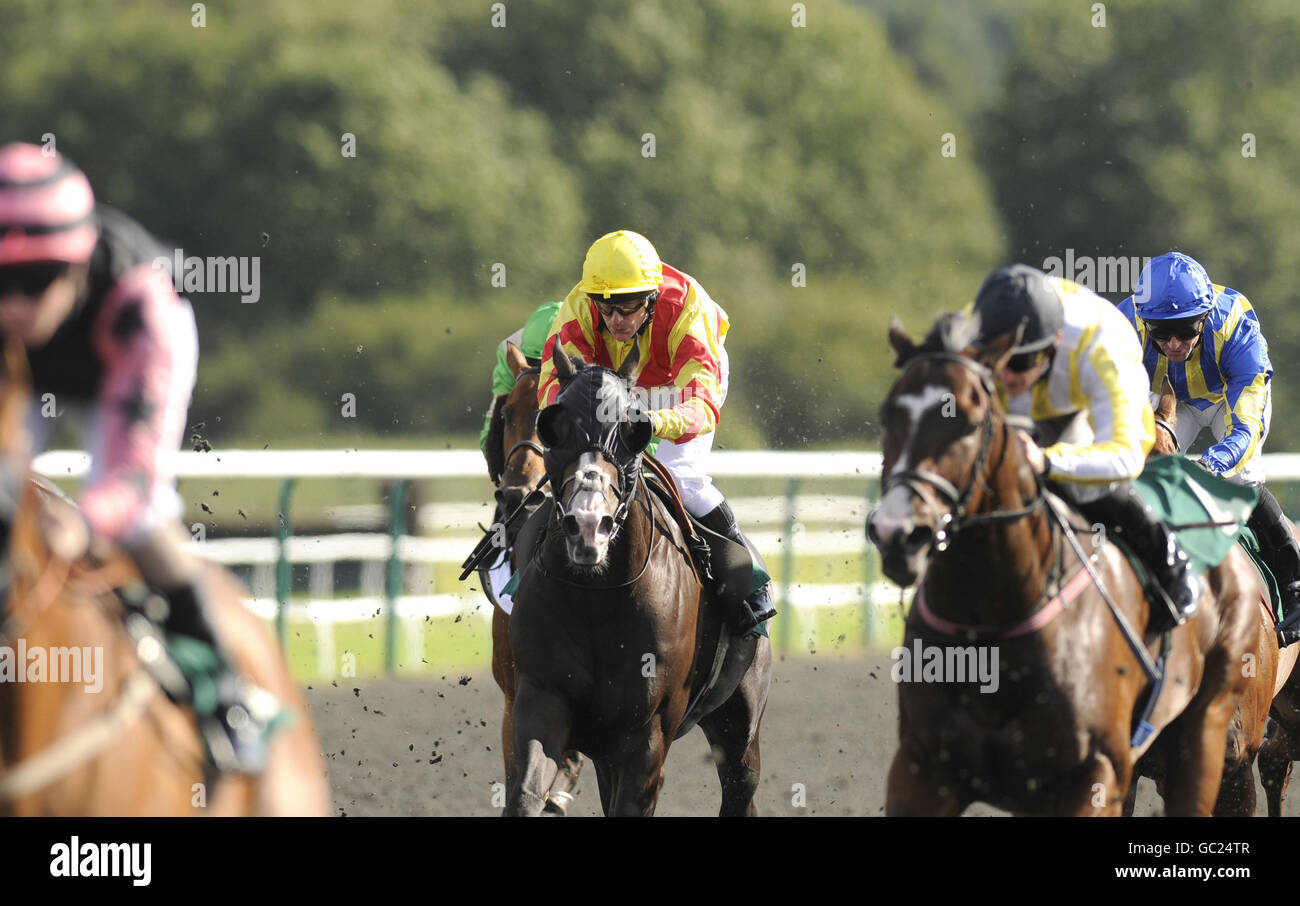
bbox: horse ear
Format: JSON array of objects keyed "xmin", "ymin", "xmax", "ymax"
[
  {"xmin": 536, "ymin": 404, "xmax": 570, "ymax": 448},
  {"xmin": 618, "ymin": 414, "xmax": 653, "ymax": 457},
  {"xmin": 505, "ymin": 341, "xmax": 528, "ymax": 379},
  {"xmin": 1157, "ymin": 375, "xmax": 1177, "ymax": 420},
  {"xmin": 551, "ymin": 336, "xmax": 576, "ymax": 385},
  {"xmin": 974, "ymin": 322, "xmax": 1024, "ymax": 374},
  {"xmin": 615, "ymin": 342, "xmax": 640, "ymax": 380},
  {"xmin": 888, "ymin": 317, "xmax": 917, "ymax": 368}
]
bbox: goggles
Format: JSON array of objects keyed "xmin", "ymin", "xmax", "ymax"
[{"xmin": 0, "ymin": 262, "xmax": 71, "ymax": 297}]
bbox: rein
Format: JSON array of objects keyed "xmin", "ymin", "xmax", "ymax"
[{"xmin": 1153, "ymin": 416, "xmax": 1180, "ymax": 453}]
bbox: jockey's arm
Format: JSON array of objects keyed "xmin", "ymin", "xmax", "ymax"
[
  {"xmin": 1041, "ymin": 338, "xmax": 1153, "ymax": 485},
  {"xmin": 79, "ymin": 264, "xmax": 198, "ymax": 543},
  {"xmin": 644, "ymin": 302, "xmax": 723, "ymax": 444},
  {"xmin": 1202, "ymin": 320, "xmax": 1272, "ymax": 477}
]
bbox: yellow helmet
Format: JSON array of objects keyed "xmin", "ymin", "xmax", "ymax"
[{"xmin": 579, "ymin": 230, "xmax": 663, "ymax": 298}]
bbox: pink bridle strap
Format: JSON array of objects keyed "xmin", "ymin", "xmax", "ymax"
[{"xmin": 913, "ymin": 559, "xmax": 1096, "ymax": 640}]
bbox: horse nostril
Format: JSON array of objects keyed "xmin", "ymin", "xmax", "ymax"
[
  {"xmin": 597, "ymin": 515, "xmax": 614, "ymax": 537},
  {"xmin": 904, "ymin": 525, "xmax": 933, "ymax": 551},
  {"xmin": 562, "ymin": 515, "xmax": 580, "ymax": 537}
]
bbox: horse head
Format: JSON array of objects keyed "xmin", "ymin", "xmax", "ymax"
[
  {"xmin": 535, "ymin": 342, "xmax": 650, "ymax": 569},
  {"xmin": 493, "ymin": 342, "xmax": 548, "ymax": 541},
  {"xmin": 867, "ymin": 311, "xmax": 1026, "ymax": 586}
]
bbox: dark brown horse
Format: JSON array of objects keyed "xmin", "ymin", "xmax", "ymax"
[
  {"xmin": 505, "ymin": 349, "xmax": 771, "ymax": 816},
  {"xmin": 0, "ymin": 341, "xmax": 330, "ymax": 815},
  {"xmin": 1127, "ymin": 377, "xmax": 1288, "ymax": 816},
  {"xmin": 483, "ymin": 341, "xmax": 583, "ymax": 814},
  {"xmin": 869, "ymin": 314, "xmax": 1258, "ymax": 816}
]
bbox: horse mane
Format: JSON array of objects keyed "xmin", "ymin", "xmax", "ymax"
[
  {"xmin": 916, "ymin": 311, "xmax": 981, "ymax": 358},
  {"xmin": 484, "ymin": 394, "xmax": 506, "ymax": 484}
]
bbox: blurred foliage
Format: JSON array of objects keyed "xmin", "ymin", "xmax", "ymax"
[
  {"xmin": 980, "ymin": 0, "xmax": 1300, "ymax": 447},
  {"xmin": 6, "ymin": 0, "xmax": 1293, "ymax": 452},
  {"xmin": 2, "ymin": 0, "xmax": 1006, "ymax": 448}
]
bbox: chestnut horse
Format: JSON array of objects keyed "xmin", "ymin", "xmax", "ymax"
[
  {"xmin": 483, "ymin": 341, "xmax": 583, "ymax": 814},
  {"xmin": 0, "ymin": 342, "xmax": 330, "ymax": 816},
  {"xmin": 869, "ymin": 314, "xmax": 1258, "ymax": 816},
  {"xmin": 1127, "ymin": 377, "xmax": 1291, "ymax": 816},
  {"xmin": 505, "ymin": 350, "xmax": 771, "ymax": 816}
]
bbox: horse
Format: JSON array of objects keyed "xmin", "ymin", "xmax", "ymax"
[
  {"xmin": 504, "ymin": 347, "xmax": 771, "ymax": 816},
  {"xmin": 0, "ymin": 341, "xmax": 330, "ymax": 816},
  {"xmin": 1125, "ymin": 377, "xmax": 1290, "ymax": 816},
  {"xmin": 482, "ymin": 340, "xmax": 583, "ymax": 814},
  {"xmin": 868, "ymin": 313, "xmax": 1258, "ymax": 816}
]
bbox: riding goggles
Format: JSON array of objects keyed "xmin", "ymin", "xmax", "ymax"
[
  {"xmin": 0, "ymin": 262, "xmax": 71, "ymax": 297},
  {"xmin": 589, "ymin": 292, "xmax": 652, "ymax": 319},
  {"xmin": 1144, "ymin": 317, "xmax": 1204, "ymax": 342},
  {"xmin": 1005, "ymin": 348, "xmax": 1047, "ymax": 374}
]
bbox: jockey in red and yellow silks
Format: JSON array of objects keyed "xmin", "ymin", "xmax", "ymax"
[{"xmin": 537, "ymin": 230, "xmax": 774, "ymax": 634}]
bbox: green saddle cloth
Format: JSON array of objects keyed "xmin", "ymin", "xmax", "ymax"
[
  {"xmin": 1126, "ymin": 454, "xmax": 1281, "ymax": 617},
  {"xmin": 1133, "ymin": 455, "xmax": 1258, "ymax": 574}
]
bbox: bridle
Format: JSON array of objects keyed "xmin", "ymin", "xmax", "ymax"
[
  {"xmin": 1153, "ymin": 415, "xmax": 1180, "ymax": 453},
  {"xmin": 880, "ymin": 352, "xmax": 1044, "ymax": 553}
]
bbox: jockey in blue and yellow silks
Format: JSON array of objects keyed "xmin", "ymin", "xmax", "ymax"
[
  {"xmin": 1117, "ymin": 252, "xmax": 1300, "ymax": 646},
  {"xmin": 972, "ymin": 264, "xmax": 1200, "ymax": 631}
]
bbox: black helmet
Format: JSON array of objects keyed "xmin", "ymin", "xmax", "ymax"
[{"xmin": 972, "ymin": 264, "xmax": 1064, "ymax": 354}]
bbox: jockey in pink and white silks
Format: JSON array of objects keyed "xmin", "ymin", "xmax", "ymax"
[{"xmin": 0, "ymin": 142, "xmax": 275, "ymax": 774}]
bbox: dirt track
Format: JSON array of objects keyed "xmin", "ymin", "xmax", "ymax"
[{"xmin": 307, "ymin": 650, "xmax": 1295, "ymax": 817}]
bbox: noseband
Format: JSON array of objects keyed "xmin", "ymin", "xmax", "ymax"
[{"xmin": 881, "ymin": 352, "xmax": 1043, "ymax": 551}]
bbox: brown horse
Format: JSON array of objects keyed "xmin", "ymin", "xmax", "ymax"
[
  {"xmin": 505, "ymin": 350, "xmax": 771, "ymax": 816},
  {"xmin": 0, "ymin": 342, "xmax": 330, "ymax": 816},
  {"xmin": 483, "ymin": 341, "xmax": 583, "ymax": 814},
  {"xmin": 869, "ymin": 314, "xmax": 1258, "ymax": 816},
  {"xmin": 1127, "ymin": 377, "xmax": 1289, "ymax": 816}
]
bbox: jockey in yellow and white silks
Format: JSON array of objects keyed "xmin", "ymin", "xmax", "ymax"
[{"xmin": 971, "ymin": 264, "xmax": 1200, "ymax": 630}]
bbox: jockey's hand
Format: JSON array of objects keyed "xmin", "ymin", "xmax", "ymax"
[
  {"xmin": 1194, "ymin": 457, "xmax": 1218, "ymax": 475},
  {"xmin": 1015, "ymin": 430, "xmax": 1048, "ymax": 476}
]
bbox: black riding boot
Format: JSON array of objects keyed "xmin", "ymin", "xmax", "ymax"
[
  {"xmin": 696, "ymin": 500, "xmax": 777, "ymax": 634},
  {"xmin": 154, "ymin": 580, "xmax": 276, "ymax": 775},
  {"xmin": 1250, "ymin": 487, "xmax": 1300, "ymax": 646},
  {"xmin": 1076, "ymin": 484, "xmax": 1201, "ymax": 632}
]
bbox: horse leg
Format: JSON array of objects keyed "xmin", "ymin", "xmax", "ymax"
[
  {"xmin": 606, "ymin": 723, "xmax": 670, "ymax": 817},
  {"xmin": 697, "ymin": 636, "xmax": 771, "ymax": 816},
  {"xmin": 505, "ymin": 677, "xmax": 571, "ymax": 817},
  {"xmin": 490, "ymin": 608, "xmax": 519, "ymax": 795},
  {"xmin": 1160, "ymin": 696, "xmax": 1237, "ymax": 817},
  {"xmin": 885, "ymin": 748, "xmax": 966, "ymax": 816},
  {"xmin": 1259, "ymin": 723, "xmax": 1295, "ymax": 817}
]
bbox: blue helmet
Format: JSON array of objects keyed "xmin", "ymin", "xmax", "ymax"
[{"xmin": 1133, "ymin": 252, "xmax": 1214, "ymax": 320}]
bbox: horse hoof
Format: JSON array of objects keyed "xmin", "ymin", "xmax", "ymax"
[{"xmin": 543, "ymin": 790, "xmax": 574, "ymax": 816}]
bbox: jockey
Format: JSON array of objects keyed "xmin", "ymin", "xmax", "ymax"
[
  {"xmin": 971, "ymin": 264, "xmax": 1200, "ymax": 631},
  {"xmin": 537, "ymin": 230, "xmax": 776, "ymax": 634},
  {"xmin": 1116, "ymin": 252, "xmax": 1300, "ymax": 646},
  {"xmin": 478, "ymin": 299, "xmax": 560, "ymax": 612},
  {"xmin": 479, "ymin": 299, "xmax": 561, "ymax": 473},
  {"xmin": 0, "ymin": 142, "xmax": 274, "ymax": 773}
]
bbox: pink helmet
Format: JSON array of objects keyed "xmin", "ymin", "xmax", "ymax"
[{"xmin": 0, "ymin": 142, "xmax": 98, "ymax": 266}]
